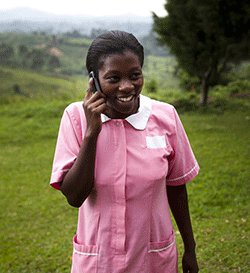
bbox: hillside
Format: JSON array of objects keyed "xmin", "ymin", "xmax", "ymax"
[
  {"xmin": 0, "ymin": 67, "xmax": 85, "ymax": 105},
  {"xmin": 0, "ymin": 31, "xmax": 170, "ymax": 77}
]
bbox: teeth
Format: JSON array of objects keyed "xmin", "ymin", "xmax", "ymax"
[{"xmin": 117, "ymin": 95, "xmax": 134, "ymax": 102}]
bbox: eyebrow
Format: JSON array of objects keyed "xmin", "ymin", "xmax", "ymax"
[{"xmin": 103, "ymin": 67, "xmax": 142, "ymax": 75}]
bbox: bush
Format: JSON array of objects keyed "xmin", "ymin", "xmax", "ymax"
[
  {"xmin": 212, "ymin": 80, "xmax": 250, "ymax": 96},
  {"xmin": 177, "ymin": 69, "xmax": 200, "ymax": 92},
  {"xmin": 172, "ymin": 92, "xmax": 200, "ymax": 112},
  {"xmin": 145, "ymin": 78, "xmax": 158, "ymax": 93}
]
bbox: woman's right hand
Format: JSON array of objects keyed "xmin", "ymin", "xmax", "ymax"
[
  {"xmin": 61, "ymin": 78, "xmax": 106, "ymax": 207},
  {"xmin": 83, "ymin": 79, "xmax": 107, "ymax": 137}
]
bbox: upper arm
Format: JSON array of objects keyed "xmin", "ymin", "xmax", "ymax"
[
  {"xmin": 50, "ymin": 105, "xmax": 83, "ymax": 189},
  {"xmin": 166, "ymin": 107, "xmax": 199, "ymax": 186}
]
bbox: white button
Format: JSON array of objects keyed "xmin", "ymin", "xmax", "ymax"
[{"xmin": 115, "ymin": 121, "xmax": 122, "ymax": 126}]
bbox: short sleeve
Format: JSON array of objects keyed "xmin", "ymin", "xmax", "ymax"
[
  {"xmin": 166, "ymin": 107, "xmax": 199, "ymax": 186},
  {"xmin": 50, "ymin": 106, "xmax": 82, "ymax": 190}
]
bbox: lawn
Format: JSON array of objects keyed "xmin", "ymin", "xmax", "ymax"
[{"xmin": 0, "ymin": 91, "xmax": 249, "ymax": 272}]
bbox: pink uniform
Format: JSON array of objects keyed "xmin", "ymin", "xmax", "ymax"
[{"xmin": 50, "ymin": 95, "xmax": 199, "ymax": 273}]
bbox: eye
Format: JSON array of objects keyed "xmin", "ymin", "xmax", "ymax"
[
  {"xmin": 107, "ymin": 75, "xmax": 120, "ymax": 83},
  {"xmin": 130, "ymin": 71, "xmax": 142, "ymax": 80}
]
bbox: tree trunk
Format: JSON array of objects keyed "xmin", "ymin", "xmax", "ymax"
[
  {"xmin": 200, "ymin": 78, "xmax": 209, "ymax": 106},
  {"xmin": 200, "ymin": 69, "xmax": 212, "ymax": 106}
]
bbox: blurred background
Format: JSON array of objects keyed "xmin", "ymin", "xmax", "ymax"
[{"xmin": 0, "ymin": 0, "xmax": 249, "ymax": 272}]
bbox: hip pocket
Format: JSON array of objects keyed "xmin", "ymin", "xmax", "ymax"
[
  {"xmin": 71, "ymin": 235, "xmax": 98, "ymax": 273},
  {"xmin": 148, "ymin": 232, "xmax": 178, "ymax": 273}
]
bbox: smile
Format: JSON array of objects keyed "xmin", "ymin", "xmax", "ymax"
[{"xmin": 117, "ymin": 95, "xmax": 134, "ymax": 102}]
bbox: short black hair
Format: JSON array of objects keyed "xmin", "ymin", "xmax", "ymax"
[{"xmin": 86, "ymin": 30, "xmax": 144, "ymax": 76}]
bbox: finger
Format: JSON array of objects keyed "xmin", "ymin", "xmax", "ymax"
[
  {"xmin": 94, "ymin": 103, "xmax": 107, "ymax": 114},
  {"xmin": 84, "ymin": 88, "xmax": 101, "ymax": 102},
  {"xmin": 85, "ymin": 92, "xmax": 105, "ymax": 104},
  {"xmin": 88, "ymin": 98, "xmax": 106, "ymax": 110},
  {"xmin": 86, "ymin": 91, "xmax": 106, "ymax": 105},
  {"xmin": 84, "ymin": 97, "xmax": 106, "ymax": 114}
]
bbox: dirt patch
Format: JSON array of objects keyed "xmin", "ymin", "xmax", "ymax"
[
  {"xmin": 47, "ymin": 47, "xmax": 64, "ymax": 57},
  {"xmin": 35, "ymin": 44, "xmax": 47, "ymax": 49}
]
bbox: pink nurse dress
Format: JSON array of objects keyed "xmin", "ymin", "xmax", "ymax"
[{"xmin": 50, "ymin": 95, "xmax": 199, "ymax": 273}]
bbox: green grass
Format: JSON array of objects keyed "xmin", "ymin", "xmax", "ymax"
[
  {"xmin": 177, "ymin": 111, "xmax": 250, "ymax": 272},
  {"xmin": 0, "ymin": 67, "xmax": 86, "ymax": 104},
  {"xmin": 0, "ymin": 68, "xmax": 249, "ymax": 272}
]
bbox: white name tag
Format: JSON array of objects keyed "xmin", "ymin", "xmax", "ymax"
[{"xmin": 146, "ymin": 135, "xmax": 166, "ymax": 149}]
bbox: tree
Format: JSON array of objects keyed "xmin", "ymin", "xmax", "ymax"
[
  {"xmin": 48, "ymin": 55, "xmax": 61, "ymax": 70},
  {"xmin": 18, "ymin": 44, "xmax": 29, "ymax": 68},
  {"xmin": 18, "ymin": 44, "xmax": 28, "ymax": 56},
  {"xmin": 28, "ymin": 49, "xmax": 46, "ymax": 70},
  {"xmin": 153, "ymin": 0, "xmax": 250, "ymax": 106},
  {"xmin": 0, "ymin": 43, "xmax": 14, "ymax": 64}
]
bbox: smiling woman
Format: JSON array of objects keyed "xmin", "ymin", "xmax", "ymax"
[
  {"xmin": 50, "ymin": 30, "xmax": 200, "ymax": 273},
  {"xmin": 86, "ymin": 31, "xmax": 144, "ymax": 119},
  {"xmin": 97, "ymin": 51, "xmax": 143, "ymax": 119}
]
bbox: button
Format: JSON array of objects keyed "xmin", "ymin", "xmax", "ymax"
[{"xmin": 115, "ymin": 121, "xmax": 122, "ymax": 127}]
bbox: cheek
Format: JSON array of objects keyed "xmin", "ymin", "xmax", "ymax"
[
  {"xmin": 99, "ymin": 81, "xmax": 116, "ymax": 95},
  {"xmin": 137, "ymin": 78, "xmax": 144, "ymax": 90},
  {"xmin": 102, "ymin": 86, "xmax": 117, "ymax": 97}
]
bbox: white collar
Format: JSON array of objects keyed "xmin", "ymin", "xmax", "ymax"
[{"xmin": 101, "ymin": 94, "xmax": 152, "ymax": 130}]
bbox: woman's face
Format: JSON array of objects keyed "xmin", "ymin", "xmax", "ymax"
[{"xmin": 98, "ymin": 50, "xmax": 144, "ymax": 119}]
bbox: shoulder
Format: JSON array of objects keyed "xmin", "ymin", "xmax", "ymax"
[
  {"xmin": 145, "ymin": 96, "xmax": 177, "ymax": 129},
  {"xmin": 151, "ymin": 98, "xmax": 175, "ymax": 115},
  {"xmin": 63, "ymin": 101, "xmax": 84, "ymax": 120},
  {"xmin": 64, "ymin": 101, "xmax": 83, "ymax": 115},
  {"xmin": 61, "ymin": 101, "xmax": 86, "ymax": 130}
]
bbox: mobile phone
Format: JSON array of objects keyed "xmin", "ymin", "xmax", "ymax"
[{"xmin": 89, "ymin": 71, "xmax": 102, "ymax": 92}]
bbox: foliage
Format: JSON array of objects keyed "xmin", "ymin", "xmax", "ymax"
[
  {"xmin": 145, "ymin": 78, "xmax": 158, "ymax": 93},
  {"xmin": 153, "ymin": 0, "xmax": 250, "ymax": 105},
  {"xmin": 0, "ymin": 43, "xmax": 15, "ymax": 65},
  {"xmin": 177, "ymin": 69, "xmax": 201, "ymax": 92},
  {"xmin": 229, "ymin": 62, "xmax": 250, "ymax": 81},
  {"xmin": 143, "ymin": 55, "xmax": 179, "ymax": 90},
  {"xmin": 212, "ymin": 80, "xmax": 250, "ymax": 97}
]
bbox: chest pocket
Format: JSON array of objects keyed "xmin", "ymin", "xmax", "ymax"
[{"xmin": 146, "ymin": 135, "xmax": 167, "ymax": 149}]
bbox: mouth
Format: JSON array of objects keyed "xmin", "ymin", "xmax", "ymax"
[
  {"xmin": 106, "ymin": 93, "xmax": 140, "ymax": 118},
  {"xmin": 116, "ymin": 95, "xmax": 135, "ymax": 102}
]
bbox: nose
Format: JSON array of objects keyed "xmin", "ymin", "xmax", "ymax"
[{"xmin": 118, "ymin": 79, "xmax": 134, "ymax": 92}]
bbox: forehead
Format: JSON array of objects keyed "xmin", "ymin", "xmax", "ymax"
[{"xmin": 99, "ymin": 51, "xmax": 141, "ymax": 71}]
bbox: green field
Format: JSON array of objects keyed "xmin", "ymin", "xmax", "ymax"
[{"xmin": 0, "ymin": 66, "xmax": 249, "ymax": 272}]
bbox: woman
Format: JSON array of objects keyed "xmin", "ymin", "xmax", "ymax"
[{"xmin": 50, "ymin": 30, "xmax": 199, "ymax": 273}]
